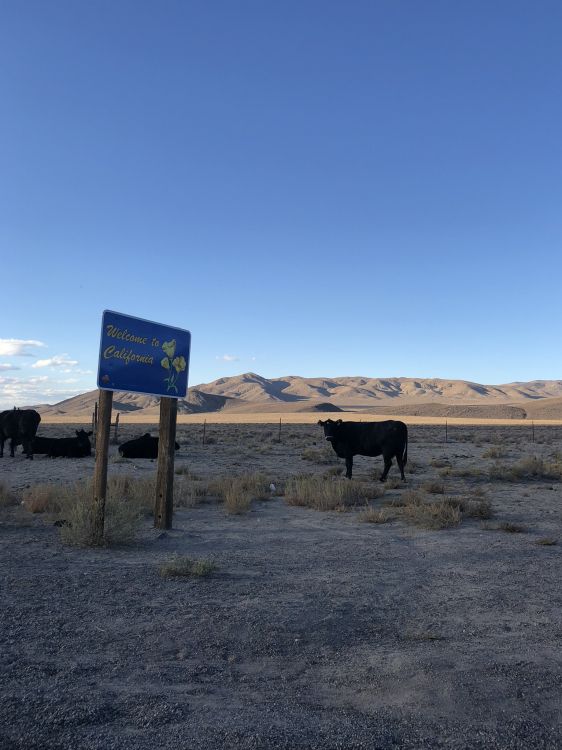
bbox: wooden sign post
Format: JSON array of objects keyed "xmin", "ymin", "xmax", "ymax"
[
  {"xmin": 94, "ymin": 310, "xmax": 191, "ymax": 544},
  {"xmin": 92, "ymin": 389, "xmax": 113, "ymax": 545},
  {"xmin": 155, "ymin": 396, "xmax": 178, "ymax": 529}
]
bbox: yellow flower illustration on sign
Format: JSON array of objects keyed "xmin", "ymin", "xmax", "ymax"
[
  {"xmin": 172, "ymin": 356, "xmax": 186, "ymax": 373},
  {"xmin": 161, "ymin": 341, "xmax": 185, "ymax": 393},
  {"xmin": 162, "ymin": 339, "xmax": 176, "ymax": 358}
]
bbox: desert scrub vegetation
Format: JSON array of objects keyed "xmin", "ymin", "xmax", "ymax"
[
  {"xmin": 439, "ymin": 467, "xmax": 485, "ymax": 479},
  {"xmin": 482, "ymin": 446, "xmax": 508, "ymax": 459},
  {"xmin": 534, "ymin": 537, "xmax": 558, "ymax": 546},
  {"xmin": 174, "ymin": 478, "xmax": 210, "ymax": 508},
  {"xmin": 159, "ymin": 555, "xmax": 217, "ymax": 578},
  {"xmin": 22, "ymin": 483, "xmax": 61, "ymax": 513},
  {"xmin": 383, "ymin": 490, "xmax": 491, "ymax": 529},
  {"xmin": 174, "ymin": 466, "xmax": 200, "ymax": 479},
  {"xmin": 489, "ymin": 456, "xmax": 562, "ymax": 482},
  {"xmin": 421, "ymin": 480, "xmax": 445, "ymax": 494},
  {"xmin": 301, "ymin": 446, "xmax": 337, "ymax": 464},
  {"xmin": 481, "ymin": 521, "xmax": 527, "ymax": 533},
  {"xmin": 209, "ymin": 472, "xmax": 271, "ymax": 514},
  {"xmin": 0, "ymin": 481, "xmax": 19, "ymax": 508},
  {"xmin": 56, "ymin": 481, "xmax": 144, "ymax": 547},
  {"xmin": 402, "ymin": 497, "xmax": 462, "ymax": 530},
  {"xmin": 430, "ymin": 458, "xmax": 451, "ymax": 469},
  {"xmin": 285, "ymin": 475, "xmax": 381, "ymax": 511},
  {"xmin": 358, "ymin": 506, "xmax": 393, "ymax": 524}
]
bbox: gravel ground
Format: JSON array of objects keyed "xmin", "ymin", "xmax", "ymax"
[{"xmin": 1, "ymin": 423, "xmax": 561, "ymax": 749}]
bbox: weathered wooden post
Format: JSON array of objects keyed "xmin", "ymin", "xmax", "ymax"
[
  {"xmin": 155, "ymin": 397, "xmax": 178, "ymax": 529},
  {"xmin": 92, "ymin": 390, "xmax": 113, "ymax": 544}
]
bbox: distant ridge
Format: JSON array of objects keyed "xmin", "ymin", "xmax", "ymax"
[{"xmin": 27, "ymin": 373, "xmax": 562, "ymax": 420}]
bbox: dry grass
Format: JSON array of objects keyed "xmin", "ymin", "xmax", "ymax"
[
  {"xmin": 159, "ymin": 555, "xmax": 217, "ymax": 578},
  {"xmin": 49, "ymin": 479, "xmax": 146, "ymax": 546},
  {"xmin": 301, "ymin": 447, "xmax": 337, "ymax": 464},
  {"xmin": 482, "ymin": 521, "xmax": 527, "ymax": 534},
  {"xmin": 439, "ymin": 467, "xmax": 486, "ymax": 479},
  {"xmin": 174, "ymin": 466, "xmax": 200, "ymax": 479},
  {"xmin": 22, "ymin": 483, "xmax": 62, "ymax": 514},
  {"xmin": 483, "ymin": 446, "xmax": 508, "ymax": 459},
  {"xmin": 421, "ymin": 480, "xmax": 445, "ymax": 494},
  {"xmin": 534, "ymin": 537, "xmax": 558, "ymax": 546},
  {"xmin": 489, "ymin": 456, "xmax": 562, "ymax": 482},
  {"xmin": 402, "ymin": 497, "xmax": 462, "ymax": 530},
  {"xmin": 0, "ymin": 481, "xmax": 18, "ymax": 508},
  {"xmin": 462, "ymin": 498, "xmax": 493, "ymax": 519},
  {"xmin": 59, "ymin": 482, "xmax": 143, "ymax": 547},
  {"xmin": 430, "ymin": 458, "xmax": 451, "ymax": 469},
  {"xmin": 209, "ymin": 472, "xmax": 271, "ymax": 514},
  {"xmin": 358, "ymin": 507, "xmax": 393, "ymax": 524},
  {"xmin": 383, "ymin": 477, "xmax": 402, "ymax": 489},
  {"xmin": 285, "ymin": 475, "xmax": 378, "ymax": 511},
  {"xmin": 174, "ymin": 479, "xmax": 210, "ymax": 508}
]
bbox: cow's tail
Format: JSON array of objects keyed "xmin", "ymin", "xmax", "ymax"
[{"xmin": 402, "ymin": 430, "xmax": 408, "ymax": 467}]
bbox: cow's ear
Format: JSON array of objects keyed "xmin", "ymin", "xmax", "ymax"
[
  {"xmin": 317, "ymin": 420, "xmax": 324, "ymax": 426},
  {"xmin": 75, "ymin": 430, "xmax": 80, "ymax": 436}
]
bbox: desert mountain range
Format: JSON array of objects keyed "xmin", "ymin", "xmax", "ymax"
[{"xmin": 32, "ymin": 373, "xmax": 562, "ymax": 420}]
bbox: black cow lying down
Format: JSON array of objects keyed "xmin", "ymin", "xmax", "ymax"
[
  {"xmin": 36, "ymin": 430, "xmax": 93, "ymax": 458},
  {"xmin": 318, "ymin": 419, "xmax": 408, "ymax": 481},
  {"xmin": 0, "ymin": 408, "xmax": 41, "ymax": 459},
  {"xmin": 119, "ymin": 433, "xmax": 180, "ymax": 459},
  {"xmin": 26, "ymin": 436, "xmax": 56, "ymax": 455}
]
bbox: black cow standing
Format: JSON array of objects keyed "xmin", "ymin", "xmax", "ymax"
[
  {"xmin": 0, "ymin": 408, "xmax": 41, "ymax": 459},
  {"xmin": 119, "ymin": 433, "xmax": 180, "ymax": 459},
  {"xmin": 318, "ymin": 419, "xmax": 408, "ymax": 481}
]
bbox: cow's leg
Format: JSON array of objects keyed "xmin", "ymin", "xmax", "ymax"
[
  {"xmin": 23, "ymin": 439, "xmax": 34, "ymax": 460},
  {"xmin": 9, "ymin": 438, "xmax": 16, "ymax": 458},
  {"xmin": 395, "ymin": 451, "xmax": 406, "ymax": 481},
  {"xmin": 345, "ymin": 456, "xmax": 353, "ymax": 479},
  {"xmin": 380, "ymin": 455, "xmax": 392, "ymax": 482}
]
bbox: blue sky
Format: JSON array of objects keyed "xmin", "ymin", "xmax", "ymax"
[{"xmin": 1, "ymin": 1, "xmax": 561, "ymax": 408}]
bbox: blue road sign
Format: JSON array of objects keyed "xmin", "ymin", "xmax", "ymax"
[{"xmin": 97, "ymin": 310, "xmax": 191, "ymax": 398}]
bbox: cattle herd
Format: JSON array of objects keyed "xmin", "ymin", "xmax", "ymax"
[
  {"xmin": 0, "ymin": 408, "xmax": 94, "ymax": 459},
  {"xmin": 1, "ymin": 408, "xmax": 410, "ymax": 484},
  {"xmin": 0, "ymin": 409, "xmax": 180, "ymax": 462}
]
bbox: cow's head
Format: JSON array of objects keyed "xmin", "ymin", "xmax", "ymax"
[
  {"xmin": 318, "ymin": 419, "xmax": 343, "ymax": 442},
  {"xmin": 75, "ymin": 429, "xmax": 93, "ymax": 452}
]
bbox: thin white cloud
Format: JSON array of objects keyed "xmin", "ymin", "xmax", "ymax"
[
  {"xmin": 0, "ymin": 339, "xmax": 47, "ymax": 356},
  {"xmin": 0, "ymin": 363, "xmax": 20, "ymax": 371},
  {"xmin": 32, "ymin": 354, "xmax": 79, "ymax": 369},
  {"xmin": 0, "ymin": 375, "xmax": 89, "ymax": 409},
  {"xmin": 216, "ymin": 354, "xmax": 240, "ymax": 362}
]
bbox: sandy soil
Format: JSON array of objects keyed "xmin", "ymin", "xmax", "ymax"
[{"xmin": 1, "ymin": 422, "xmax": 562, "ymax": 749}]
